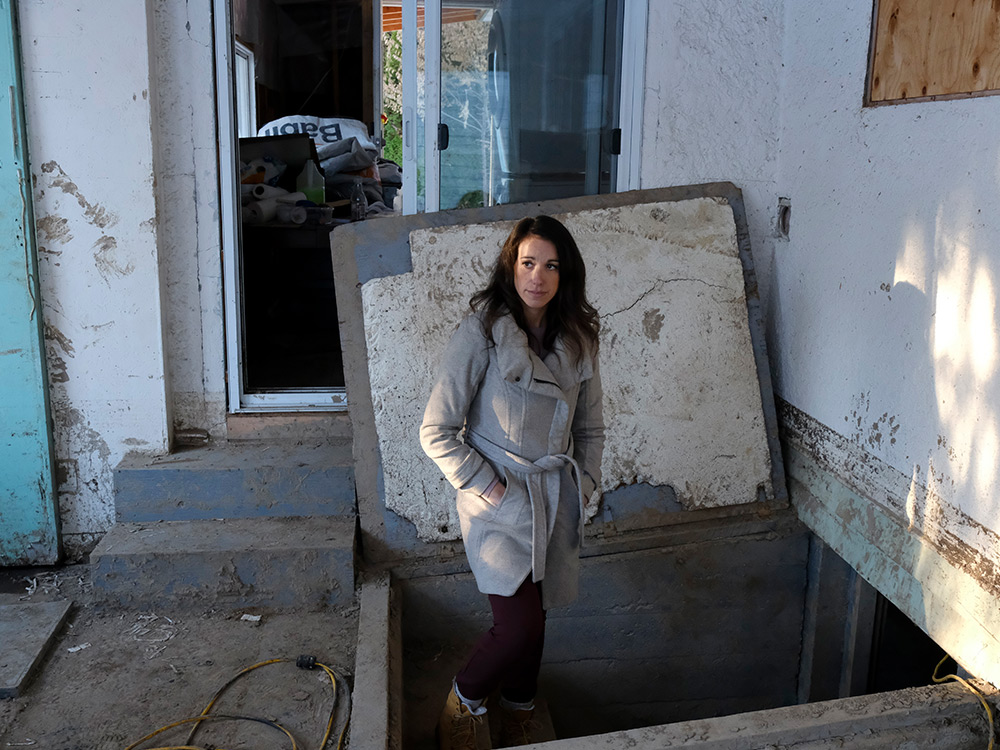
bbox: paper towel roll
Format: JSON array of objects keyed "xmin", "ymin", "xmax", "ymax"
[
  {"xmin": 251, "ymin": 184, "xmax": 289, "ymax": 200},
  {"xmin": 277, "ymin": 204, "xmax": 307, "ymax": 224},
  {"xmin": 275, "ymin": 191, "xmax": 307, "ymax": 204},
  {"xmin": 246, "ymin": 192, "xmax": 310, "ymax": 223},
  {"xmin": 245, "ymin": 199, "xmax": 278, "ymax": 223}
]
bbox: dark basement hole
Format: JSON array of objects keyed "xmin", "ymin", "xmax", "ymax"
[
  {"xmin": 398, "ymin": 540, "xmax": 962, "ymax": 747},
  {"xmin": 868, "ymin": 592, "xmax": 956, "ymax": 693}
]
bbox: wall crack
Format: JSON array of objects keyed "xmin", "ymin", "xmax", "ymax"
[{"xmin": 600, "ymin": 277, "xmax": 728, "ymax": 319}]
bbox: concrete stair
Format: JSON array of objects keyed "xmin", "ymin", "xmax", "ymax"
[
  {"xmin": 91, "ymin": 438, "xmax": 358, "ymax": 611},
  {"xmin": 113, "ymin": 440, "xmax": 355, "ymax": 522}
]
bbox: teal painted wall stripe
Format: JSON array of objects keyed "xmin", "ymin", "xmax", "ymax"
[
  {"xmin": 786, "ymin": 441, "xmax": 1000, "ymax": 686},
  {"xmin": 0, "ymin": 0, "xmax": 59, "ymax": 564}
]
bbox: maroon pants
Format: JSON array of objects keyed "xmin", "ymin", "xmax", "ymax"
[{"xmin": 455, "ymin": 577, "xmax": 546, "ymax": 704}]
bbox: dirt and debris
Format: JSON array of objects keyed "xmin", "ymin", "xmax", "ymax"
[{"xmin": 0, "ymin": 564, "xmax": 358, "ymax": 750}]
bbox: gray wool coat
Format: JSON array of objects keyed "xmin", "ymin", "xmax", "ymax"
[{"xmin": 420, "ymin": 310, "xmax": 604, "ymax": 609}]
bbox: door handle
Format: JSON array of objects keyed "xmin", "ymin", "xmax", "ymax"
[{"xmin": 438, "ymin": 123, "xmax": 450, "ymax": 151}]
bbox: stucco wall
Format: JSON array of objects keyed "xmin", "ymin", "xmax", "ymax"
[
  {"xmin": 637, "ymin": 0, "xmax": 1000, "ymax": 684},
  {"xmin": 639, "ymin": 0, "xmax": 784, "ymax": 311},
  {"xmin": 19, "ymin": 0, "xmax": 169, "ymax": 556},
  {"xmin": 776, "ymin": 1, "xmax": 1000, "ymax": 551},
  {"xmin": 770, "ymin": 2, "xmax": 1000, "ymax": 683}
]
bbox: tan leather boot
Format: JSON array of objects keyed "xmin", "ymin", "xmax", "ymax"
[
  {"xmin": 498, "ymin": 705, "xmax": 540, "ymax": 747},
  {"xmin": 437, "ymin": 685, "xmax": 491, "ymax": 750}
]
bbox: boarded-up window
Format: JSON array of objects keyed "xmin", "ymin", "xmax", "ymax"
[{"xmin": 868, "ymin": 0, "xmax": 1000, "ymax": 104}]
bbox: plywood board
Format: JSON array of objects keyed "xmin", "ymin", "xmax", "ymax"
[{"xmin": 870, "ymin": 0, "xmax": 1000, "ymax": 102}]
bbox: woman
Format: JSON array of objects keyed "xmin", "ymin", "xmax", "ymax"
[{"xmin": 420, "ymin": 215, "xmax": 604, "ymax": 749}]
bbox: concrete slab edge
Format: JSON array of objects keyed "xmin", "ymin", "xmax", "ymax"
[
  {"xmin": 349, "ymin": 572, "xmax": 402, "ymax": 750},
  {"xmin": 0, "ymin": 599, "xmax": 72, "ymax": 698},
  {"xmin": 518, "ymin": 682, "xmax": 992, "ymax": 749}
]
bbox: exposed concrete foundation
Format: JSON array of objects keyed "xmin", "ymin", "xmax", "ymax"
[
  {"xmin": 398, "ymin": 510, "xmax": 811, "ymax": 745},
  {"xmin": 348, "ymin": 562, "xmax": 997, "ymax": 749}
]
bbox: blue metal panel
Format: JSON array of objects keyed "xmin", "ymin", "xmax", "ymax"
[{"xmin": 0, "ymin": 0, "xmax": 59, "ymax": 564}]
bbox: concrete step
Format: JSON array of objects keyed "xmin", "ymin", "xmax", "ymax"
[
  {"xmin": 225, "ymin": 412, "xmax": 352, "ymax": 443},
  {"xmin": 114, "ymin": 440, "xmax": 355, "ymax": 523},
  {"xmin": 90, "ymin": 516, "xmax": 356, "ymax": 611}
]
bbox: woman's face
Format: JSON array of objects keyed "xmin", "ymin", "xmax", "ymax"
[{"xmin": 514, "ymin": 235, "xmax": 559, "ymax": 323}]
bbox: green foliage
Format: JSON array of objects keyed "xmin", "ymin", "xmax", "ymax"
[
  {"xmin": 382, "ymin": 31, "xmax": 403, "ymax": 165},
  {"xmin": 384, "ymin": 111, "xmax": 403, "ymax": 166}
]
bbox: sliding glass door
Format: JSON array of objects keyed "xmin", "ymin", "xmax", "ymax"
[{"xmin": 389, "ymin": 0, "xmax": 625, "ymax": 215}]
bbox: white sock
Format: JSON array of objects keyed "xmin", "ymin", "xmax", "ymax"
[
  {"xmin": 499, "ymin": 696, "xmax": 535, "ymax": 712},
  {"xmin": 454, "ymin": 681, "xmax": 487, "ymax": 715}
]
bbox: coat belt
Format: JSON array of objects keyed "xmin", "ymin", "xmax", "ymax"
[{"xmin": 467, "ymin": 432, "xmax": 584, "ymax": 583}]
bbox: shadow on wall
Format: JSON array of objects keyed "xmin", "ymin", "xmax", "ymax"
[{"xmin": 777, "ymin": 179, "xmax": 1000, "ymax": 680}]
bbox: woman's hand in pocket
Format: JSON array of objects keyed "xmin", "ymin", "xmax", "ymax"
[{"xmin": 483, "ymin": 479, "xmax": 506, "ymax": 507}]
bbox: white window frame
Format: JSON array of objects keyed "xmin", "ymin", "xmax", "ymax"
[
  {"xmin": 616, "ymin": 0, "xmax": 646, "ymax": 192},
  {"xmin": 233, "ymin": 39, "xmax": 257, "ymax": 138},
  {"xmin": 213, "ymin": 0, "xmax": 347, "ymax": 412}
]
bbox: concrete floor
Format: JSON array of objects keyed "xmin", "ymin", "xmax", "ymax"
[
  {"xmin": 4, "ymin": 563, "xmax": 999, "ymax": 749},
  {"xmin": 0, "ymin": 564, "xmax": 358, "ymax": 750}
]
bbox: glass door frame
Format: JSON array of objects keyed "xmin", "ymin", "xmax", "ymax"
[
  {"xmin": 213, "ymin": 0, "xmax": 348, "ymax": 412},
  {"xmin": 397, "ymin": 0, "xmax": 647, "ymax": 216}
]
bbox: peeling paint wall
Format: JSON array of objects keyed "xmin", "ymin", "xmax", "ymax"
[
  {"xmin": 19, "ymin": 0, "xmax": 170, "ymax": 557},
  {"xmin": 361, "ymin": 199, "xmax": 774, "ymax": 541},
  {"xmin": 639, "ymin": 1, "xmax": 1000, "ymax": 684},
  {"xmin": 769, "ymin": 2, "xmax": 1000, "ymax": 683}
]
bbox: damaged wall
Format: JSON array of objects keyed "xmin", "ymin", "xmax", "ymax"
[
  {"xmin": 638, "ymin": 1, "xmax": 1000, "ymax": 686},
  {"xmin": 18, "ymin": 0, "xmax": 170, "ymax": 557},
  {"xmin": 640, "ymin": 0, "xmax": 783, "ymax": 316},
  {"xmin": 770, "ymin": 3, "xmax": 1000, "ymax": 684}
]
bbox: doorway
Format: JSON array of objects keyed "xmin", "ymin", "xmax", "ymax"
[{"xmin": 214, "ymin": 0, "xmax": 375, "ymax": 411}]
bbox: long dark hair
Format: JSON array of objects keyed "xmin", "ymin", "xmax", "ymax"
[{"xmin": 470, "ymin": 215, "xmax": 599, "ymax": 362}]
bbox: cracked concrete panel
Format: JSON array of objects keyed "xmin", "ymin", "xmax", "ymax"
[{"xmin": 363, "ymin": 198, "xmax": 773, "ymax": 542}]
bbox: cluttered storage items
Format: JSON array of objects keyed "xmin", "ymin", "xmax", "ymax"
[
  {"xmin": 237, "ymin": 115, "xmax": 404, "ymax": 392},
  {"xmin": 240, "ymin": 115, "xmax": 402, "ymax": 225}
]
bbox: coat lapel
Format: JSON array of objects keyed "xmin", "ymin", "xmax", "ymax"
[{"xmin": 491, "ymin": 314, "xmax": 593, "ymax": 401}]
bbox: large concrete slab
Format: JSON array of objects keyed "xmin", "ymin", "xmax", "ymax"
[
  {"xmin": 114, "ymin": 441, "xmax": 355, "ymax": 523},
  {"xmin": 0, "ymin": 599, "xmax": 72, "ymax": 698},
  {"xmin": 90, "ymin": 516, "xmax": 356, "ymax": 610},
  {"xmin": 332, "ymin": 184, "xmax": 786, "ymax": 558}
]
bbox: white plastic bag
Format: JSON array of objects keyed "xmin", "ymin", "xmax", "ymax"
[{"xmin": 258, "ymin": 115, "xmax": 377, "ymax": 153}]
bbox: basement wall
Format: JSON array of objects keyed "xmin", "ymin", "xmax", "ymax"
[{"xmin": 18, "ymin": 0, "xmax": 170, "ymax": 557}]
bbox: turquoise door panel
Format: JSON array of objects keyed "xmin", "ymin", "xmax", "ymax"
[{"xmin": 0, "ymin": 0, "xmax": 60, "ymax": 564}]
